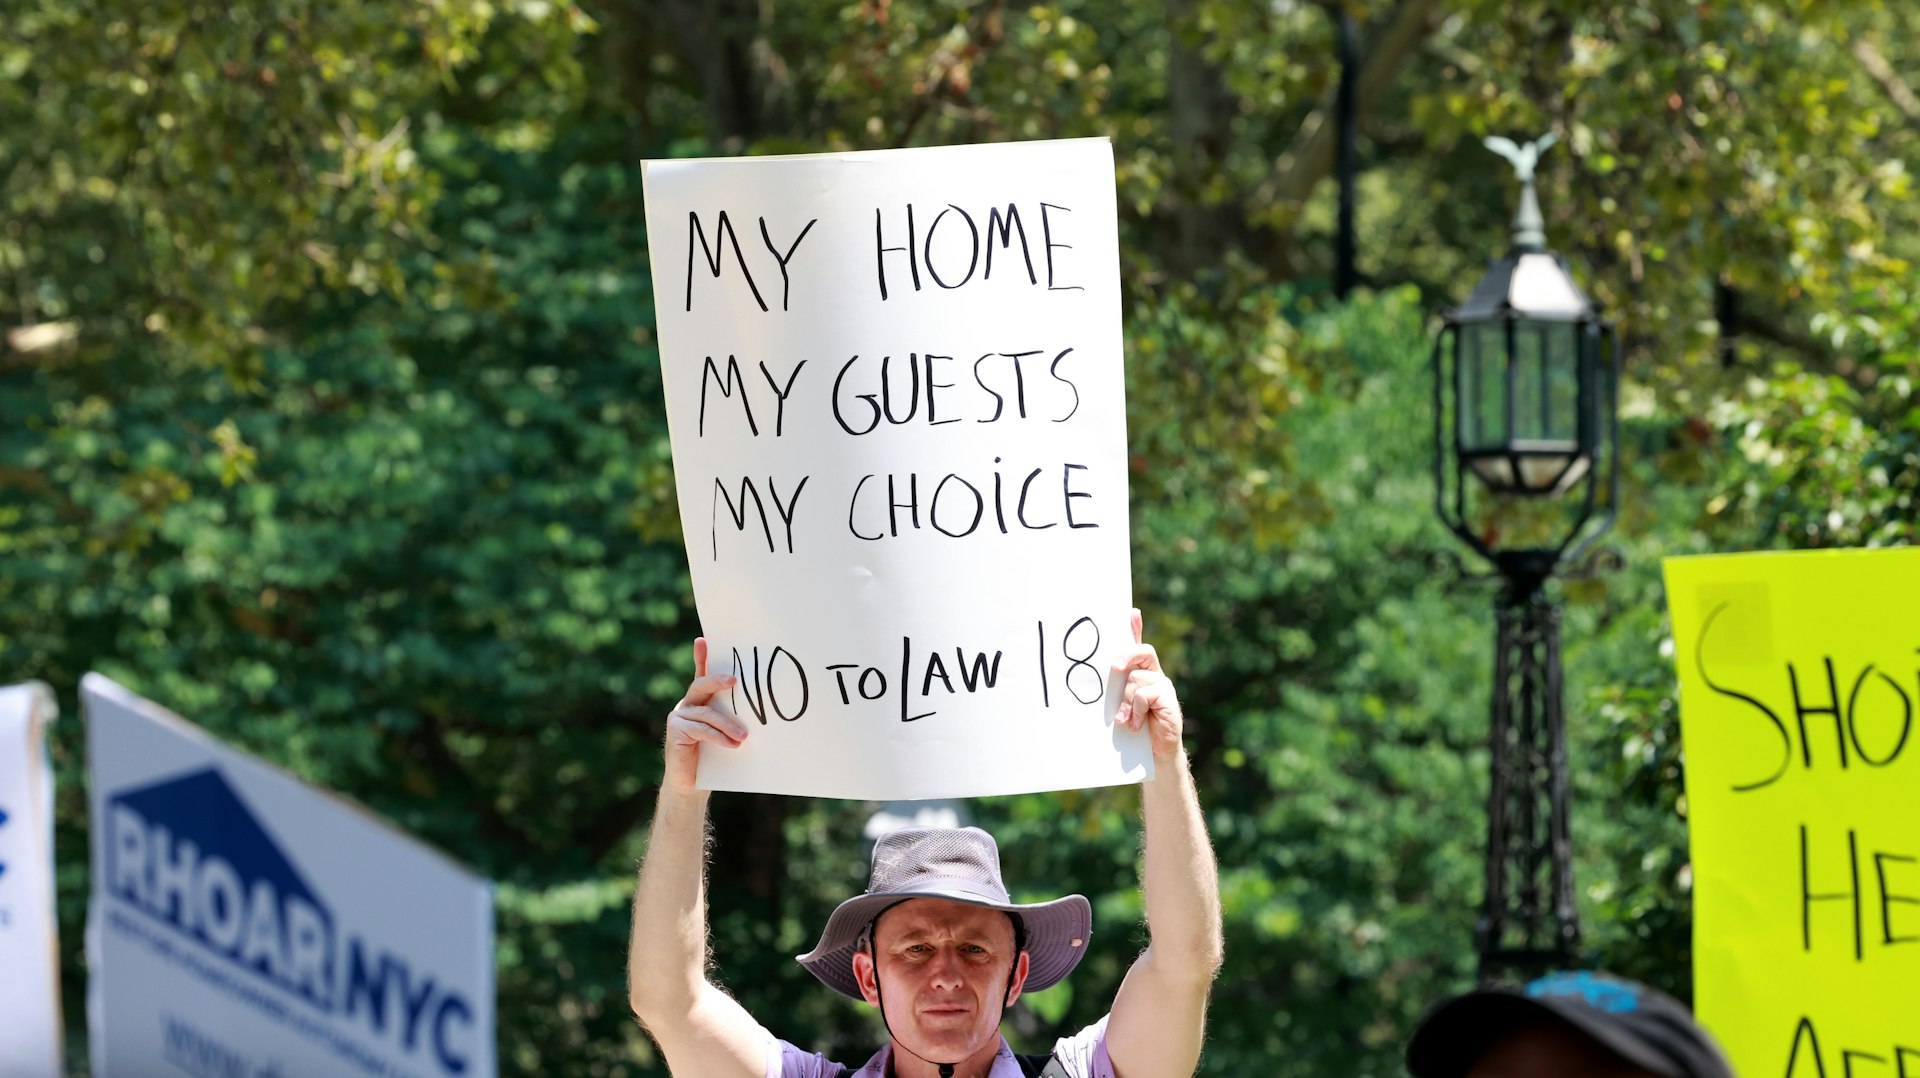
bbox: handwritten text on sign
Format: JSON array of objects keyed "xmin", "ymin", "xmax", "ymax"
[
  {"xmin": 642, "ymin": 139, "xmax": 1148, "ymax": 800},
  {"xmin": 1665, "ymin": 548, "xmax": 1920, "ymax": 1078}
]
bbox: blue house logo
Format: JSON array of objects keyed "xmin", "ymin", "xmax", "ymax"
[
  {"xmin": 107, "ymin": 768, "xmax": 337, "ymax": 1010},
  {"xmin": 104, "ymin": 767, "xmax": 479, "ymax": 1074}
]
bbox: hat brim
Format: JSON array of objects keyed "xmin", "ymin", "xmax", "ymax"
[
  {"xmin": 795, "ymin": 883, "xmax": 1092, "ymax": 1001},
  {"xmin": 1405, "ymin": 991, "xmax": 1685, "ymax": 1078}
]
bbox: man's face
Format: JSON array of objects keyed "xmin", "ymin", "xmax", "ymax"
[
  {"xmin": 852, "ymin": 898, "xmax": 1031, "ymax": 1068},
  {"xmin": 1466, "ymin": 1020, "xmax": 1669, "ymax": 1078}
]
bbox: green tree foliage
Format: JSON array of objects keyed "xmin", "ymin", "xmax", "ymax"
[
  {"xmin": 1, "ymin": 0, "xmax": 591, "ymax": 374},
  {"xmin": 4, "ymin": 1, "xmax": 1916, "ymax": 1075}
]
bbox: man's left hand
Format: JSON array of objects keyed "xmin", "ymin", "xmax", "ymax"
[{"xmin": 1112, "ymin": 608, "xmax": 1184, "ymax": 760}]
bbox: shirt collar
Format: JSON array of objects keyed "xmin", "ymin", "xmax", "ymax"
[{"xmin": 851, "ymin": 1037, "xmax": 1025, "ymax": 1078}]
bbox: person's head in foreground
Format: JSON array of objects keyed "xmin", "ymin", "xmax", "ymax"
[
  {"xmin": 796, "ymin": 825, "xmax": 1091, "ymax": 1078},
  {"xmin": 1406, "ymin": 971, "xmax": 1737, "ymax": 1078}
]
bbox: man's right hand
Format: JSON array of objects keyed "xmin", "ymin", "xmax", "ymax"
[
  {"xmin": 663, "ymin": 638, "xmax": 750, "ymax": 793},
  {"xmin": 634, "ymin": 639, "xmax": 772, "ymax": 1078}
]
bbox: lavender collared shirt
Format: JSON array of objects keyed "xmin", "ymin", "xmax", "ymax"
[{"xmin": 769, "ymin": 1015, "xmax": 1116, "ymax": 1078}]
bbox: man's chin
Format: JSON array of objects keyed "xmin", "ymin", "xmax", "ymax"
[{"xmin": 905, "ymin": 1027, "xmax": 991, "ymax": 1061}]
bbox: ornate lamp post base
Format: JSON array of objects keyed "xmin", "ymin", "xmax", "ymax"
[{"xmin": 1475, "ymin": 562, "xmax": 1581, "ymax": 984}]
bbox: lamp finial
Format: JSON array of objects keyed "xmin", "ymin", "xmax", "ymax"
[{"xmin": 1484, "ymin": 132, "xmax": 1558, "ymax": 251}]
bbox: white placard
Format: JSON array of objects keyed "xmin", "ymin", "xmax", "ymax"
[
  {"xmin": 83, "ymin": 674, "xmax": 495, "ymax": 1078},
  {"xmin": 643, "ymin": 137, "xmax": 1149, "ymax": 800},
  {"xmin": 0, "ymin": 681, "xmax": 62, "ymax": 1077}
]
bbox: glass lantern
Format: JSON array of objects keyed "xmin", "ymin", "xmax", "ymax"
[{"xmin": 1443, "ymin": 250, "xmax": 1611, "ymax": 497}]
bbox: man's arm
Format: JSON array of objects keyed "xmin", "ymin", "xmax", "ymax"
[
  {"xmin": 628, "ymin": 639, "xmax": 770, "ymax": 1078},
  {"xmin": 1103, "ymin": 613, "xmax": 1225, "ymax": 1078}
]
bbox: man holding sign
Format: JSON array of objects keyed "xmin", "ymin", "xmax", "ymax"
[
  {"xmin": 628, "ymin": 613, "xmax": 1223, "ymax": 1078},
  {"xmin": 640, "ymin": 137, "xmax": 1149, "ymax": 802}
]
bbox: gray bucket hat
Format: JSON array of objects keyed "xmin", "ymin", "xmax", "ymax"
[{"xmin": 795, "ymin": 826, "xmax": 1092, "ymax": 1000}]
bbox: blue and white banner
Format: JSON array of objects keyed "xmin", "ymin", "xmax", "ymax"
[
  {"xmin": 83, "ymin": 674, "xmax": 495, "ymax": 1078},
  {"xmin": 0, "ymin": 681, "xmax": 62, "ymax": 1077}
]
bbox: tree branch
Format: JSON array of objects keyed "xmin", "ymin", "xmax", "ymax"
[
  {"xmin": 4, "ymin": 320, "xmax": 81, "ymax": 357},
  {"xmin": 624, "ymin": 0, "xmax": 788, "ymax": 148},
  {"xmin": 1252, "ymin": 0, "xmax": 1444, "ymax": 260},
  {"xmin": 411, "ymin": 709, "xmax": 542, "ymax": 865},
  {"xmin": 1164, "ymin": 0, "xmax": 1239, "ymax": 276},
  {"xmin": 578, "ymin": 781, "xmax": 662, "ymax": 862},
  {"xmin": 1737, "ymin": 305, "xmax": 1830, "ymax": 363},
  {"xmin": 1853, "ymin": 38, "xmax": 1920, "ymax": 122},
  {"xmin": 895, "ymin": 2, "xmax": 1007, "ymax": 146}
]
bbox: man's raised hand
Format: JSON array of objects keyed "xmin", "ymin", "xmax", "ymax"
[
  {"xmin": 663, "ymin": 637, "xmax": 748, "ymax": 793},
  {"xmin": 1112, "ymin": 609, "xmax": 1185, "ymax": 761}
]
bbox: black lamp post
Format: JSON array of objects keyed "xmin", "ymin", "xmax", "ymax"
[
  {"xmin": 1432, "ymin": 133, "xmax": 1620, "ymax": 984},
  {"xmin": 1334, "ymin": 5, "xmax": 1358, "ymax": 299}
]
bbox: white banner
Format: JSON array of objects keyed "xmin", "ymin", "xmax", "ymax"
[
  {"xmin": 643, "ymin": 137, "xmax": 1148, "ymax": 800},
  {"xmin": 83, "ymin": 674, "xmax": 495, "ymax": 1078},
  {"xmin": 0, "ymin": 681, "xmax": 62, "ymax": 1077}
]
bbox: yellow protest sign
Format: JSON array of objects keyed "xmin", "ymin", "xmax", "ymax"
[{"xmin": 1665, "ymin": 547, "xmax": 1920, "ymax": 1078}]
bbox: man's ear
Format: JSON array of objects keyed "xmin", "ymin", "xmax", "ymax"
[
  {"xmin": 1002, "ymin": 950, "xmax": 1032, "ymax": 1009},
  {"xmin": 851, "ymin": 949, "xmax": 881, "ymax": 1007}
]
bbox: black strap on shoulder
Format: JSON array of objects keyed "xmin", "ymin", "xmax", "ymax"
[
  {"xmin": 1018, "ymin": 1053, "xmax": 1067, "ymax": 1078},
  {"xmin": 1029, "ymin": 1053, "xmax": 1075, "ymax": 1076}
]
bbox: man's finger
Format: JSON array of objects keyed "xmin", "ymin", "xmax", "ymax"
[
  {"xmin": 1127, "ymin": 669, "xmax": 1182, "ymax": 715},
  {"xmin": 1115, "ymin": 674, "xmax": 1140, "ymax": 728},
  {"xmin": 693, "ymin": 637, "xmax": 708, "ymax": 679},
  {"xmin": 1111, "ymin": 643, "xmax": 1161, "ymax": 675},
  {"xmin": 669, "ymin": 711, "xmax": 745, "ymax": 747},
  {"xmin": 1131, "ymin": 608, "xmax": 1144, "ymax": 645},
  {"xmin": 681, "ymin": 672, "xmax": 738, "ymax": 707},
  {"xmin": 1126, "ymin": 668, "xmax": 1165, "ymax": 694},
  {"xmin": 669, "ymin": 719, "xmax": 739, "ymax": 749},
  {"xmin": 1132, "ymin": 679, "xmax": 1170, "ymax": 714},
  {"xmin": 674, "ymin": 704, "xmax": 750, "ymax": 742},
  {"xmin": 1127, "ymin": 674, "xmax": 1157, "ymax": 712}
]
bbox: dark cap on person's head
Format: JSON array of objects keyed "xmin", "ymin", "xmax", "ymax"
[{"xmin": 1406, "ymin": 971, "xmax": 1736, "ymax": 1078}]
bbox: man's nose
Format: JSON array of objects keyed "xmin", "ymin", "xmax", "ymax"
[{"xmin": 927, "ymin": 947, "xmax": 964, "ymax": 989}]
